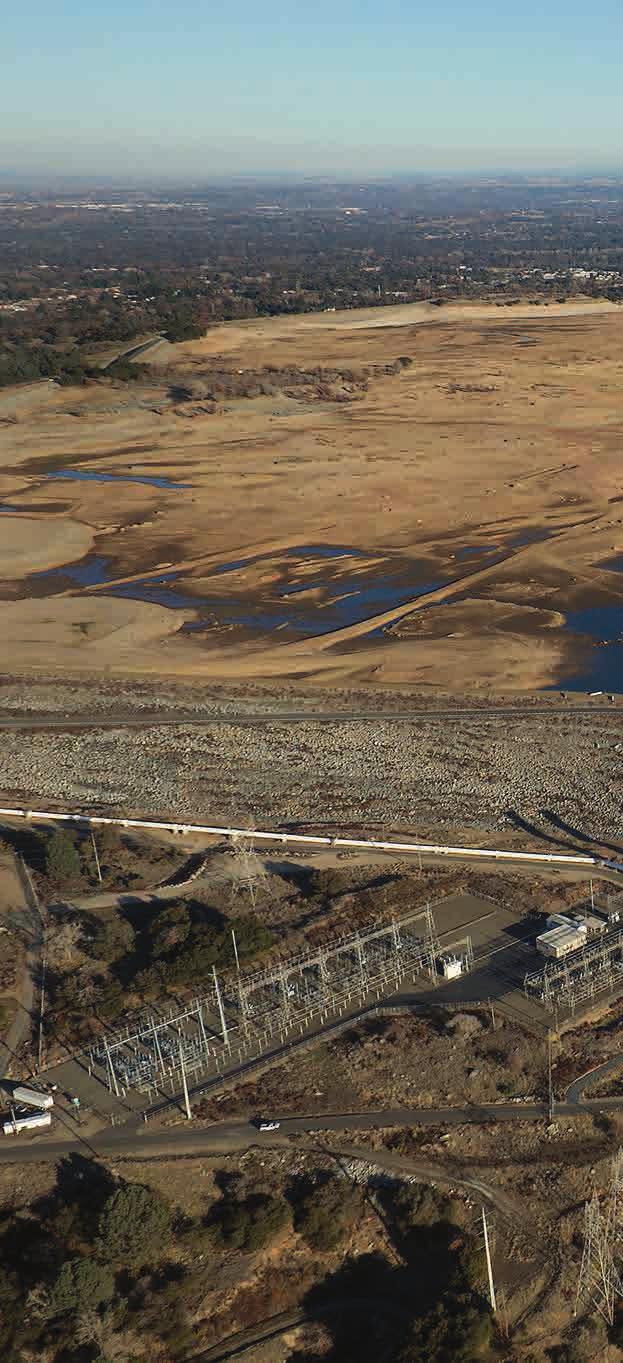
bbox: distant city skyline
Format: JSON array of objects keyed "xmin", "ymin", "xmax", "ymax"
[{"xmin": 3, "ymin": 0, "xmax": 623, "ymax": 178}]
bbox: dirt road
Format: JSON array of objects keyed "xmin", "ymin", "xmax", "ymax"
[
  {"xmin": 0, "ymin": 855, "xmax": 43, "ymax": 1079},
  {"xmin": 0, "ymin": 701, "xmax": 620, "ymax": 730}
]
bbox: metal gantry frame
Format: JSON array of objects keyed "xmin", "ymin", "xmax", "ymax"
[
  {"xmin": 86, "ymin": 904, "xmax": 472, "ymax": 1100},
  {"xmin": 524, "ymin": 921, "xmax": 623, "ymax": 1016}
]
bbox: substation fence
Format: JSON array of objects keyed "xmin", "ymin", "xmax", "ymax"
[
  {"xmin": 86, "ymin": 906, "xmax": 474, "ymax": 1102},
  {"xmin": 524, "ymin": 922, "xmax": 623, "ymax": 1016}
]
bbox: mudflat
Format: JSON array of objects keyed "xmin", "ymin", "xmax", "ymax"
[{"xmin": 2, "ymin": 298, "xmax": 623, "ymax": 693}]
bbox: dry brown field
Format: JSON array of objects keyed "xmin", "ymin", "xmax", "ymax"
[{"xmin": 2, "ymin": 297, "xmax": 623, "ymax": 692}]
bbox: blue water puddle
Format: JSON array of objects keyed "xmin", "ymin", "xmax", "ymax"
[
  {"xmin": 283, "ymin": 544, "xmax": 362, "ymax": 560},
  {"xmin": 507, "ymin": 528, "xmax": 552, "ymax": 549},
  {"xmin": 23, "ymin": 526, "xmax": 581, "ymax": 656},
  {"xmin": 437, "ymin": 528, "xmax": 552, "ymax": 569},
  {"xmin": 173, "ymin": 543, "xmax": 409, "ymax": 635},
  {"xmin": 111, "ymin": 579, "xmax": 201, "ymax": 611},
  {"xmin": 33, "ymin": 551, "xmax": 213, "ymax": 612},
  {"xmin": 53, "ymin": 555, "xmax": 112, "ymax": 587},
  {"xmin": 213, "ymin": 544, "xmax": 362, "ymax": 576},
  {"xmin": 179, "ymin": 569, "xmax": 444, "ymax": 638},
  {"xmin": 599, "ymin": 553, "xmax": 623, "ymax": 574},
  {"xmin": 549, "ymin": 604, "xmax": 623, "ymax": 693},
  {"xmin": 213, "ymin": 557, "xmax": 256, "ymax": 576},
  {"xmin": 45, "ymin": 468, "xmax": 191, "ymax": 490},
  {"xmin": 453, "ymin": 543, "xmax": 495, "ymax": 562}
]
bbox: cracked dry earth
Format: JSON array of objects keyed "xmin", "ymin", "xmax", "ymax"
[{"xmin": 1, "ymin": 709, "xmax": 622, "ymax": 841}]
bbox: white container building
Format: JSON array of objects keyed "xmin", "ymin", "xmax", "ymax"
[{"xmin": 536, "ymin": 923, "xmax": 587, "ymax": 960}]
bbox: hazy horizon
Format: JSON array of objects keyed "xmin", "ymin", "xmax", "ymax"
[
  {"xmin": 4, "ymin": 0, "xmax": 623, "ymax": 180},
  {"xmin": 2, "ymin": 167, "xmax": 623, "ymax": 192}
]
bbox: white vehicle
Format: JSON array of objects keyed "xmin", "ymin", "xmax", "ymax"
[
  {"xmin": 258, "ymin": 1120, "xmax": 280, "ymax": 1132},
  {"xmin": 3, "ymin": 1111, "xmax": 52, "ymax": 1136},
  {"xmin": 11, "ymin": 1085, "xmax": 54, "ymax": 1111}
]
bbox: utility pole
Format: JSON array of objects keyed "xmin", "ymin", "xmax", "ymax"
[
  {"xmin": 178, "ymin": 1040, "xmax": 191, "ymax": 1120},
  {"xmin": 37, "ymin": 931, "xmax": 47, "ymax": 1072},
  {"xmin": 104, "ymin": 1037, "xmax": 120, "ymax": 1099},
  {"xmin": 212, "ymin": 965, "xmax": 228, "ymax": 1045},
  {"xmin": 151, "ymin": 1019, "xmax": 166, "ymax": 1076},
  {"xmin": 91, "ymin": 831, "xmax": 102, "ymax": 884},
  {"xmin": 231, "ymin": 926, "xmax": 240, "ymax": 973},
  {"xmin": 547, "ymin": 1030, "xmax": 555, "ymax": 1122},
  {"xmin": 482, "ymin": 1206, "xmax": 497, "ymax": 1314}
]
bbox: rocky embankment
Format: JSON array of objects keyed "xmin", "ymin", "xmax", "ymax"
[{"xmin": 0, "ymin": 681, "xmax": 620, "ymax": 843}]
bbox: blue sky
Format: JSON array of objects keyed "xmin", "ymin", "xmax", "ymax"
[{"xmin": 3, "ymin": 0, "xmax": 623, "ymax": 177}]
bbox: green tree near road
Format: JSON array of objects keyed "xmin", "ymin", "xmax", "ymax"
[
  {"xmin": 209, "ymin": 1191, "xmax": 289, "ymax": 1252},
  {"xmin": 97, "ymin": 1182, "xmax": 172, "ymax": 1266},
  {"xmin": 44, "ymin": 829, "xmax": 82, "ymax": 887},
  {"xmin": 46, "ymin": 1256, "xmax": 115, "ymax": 1318},
  {"xmin": 292, "ymin": 1174, "xmax": 363, "ymax": 1251}
]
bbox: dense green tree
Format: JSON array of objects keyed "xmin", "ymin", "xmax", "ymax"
[
  {"xmin": 46, "ymin": 1256, "xmax": 115, "ymax": 1318},
  {"xmin": 94, "ymin": 978, "xmax": 126, "ymax": 1020},
  {"xmin": 97, "ymin": 1183, "xmax": 171, "ymax": 1266},
  {"xmin": 86, "ymin": 915, "xmax": 135, "ymax": 963},
  {"xmin": 293, "ymin": 1176, "xmax": 363, "ymax": 1251},
  {"xmin": 44, "ymin": 830, "xmax": 82, "ymax": 886},
  {"xmin": 210, "ymin": 1192, "xmax": 289, "ymax": 1252},
  {"xmin": 148, "ymin": 902, "xmax": 193, "ymax": 956},
  {"xmin": 396, "ymin": 1292, "xmax": 493, "ymax": 1362}
]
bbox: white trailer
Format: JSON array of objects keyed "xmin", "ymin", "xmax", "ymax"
[
  {"xmin": 11, "ymin": 1086, "xmax": 54, "ymax": 1111},
  {"xmin": 3, "ymin": 1110, "xmax": 52, "ymax": 1136}
]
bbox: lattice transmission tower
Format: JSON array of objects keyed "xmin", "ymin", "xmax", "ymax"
[
  {"xmin": 229, "ymin": 833, "xmax": 268, "ymax": 911},
  {"xmin": 575, "ymin": 1149, "xmax": 623, "ymax": 1325}
]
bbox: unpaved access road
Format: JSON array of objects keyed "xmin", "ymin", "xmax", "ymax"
[{"xmin": 0, "ymin": 701, "xmax": 620, "ymax": 730}]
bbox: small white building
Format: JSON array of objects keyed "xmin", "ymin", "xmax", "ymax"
[
  {"xmin": 536, "ymin": 923, "xmax": 587, "ymax": 960},
  {"xmin": 438, "ymin": 953, "xmax": 463, "ymax": 980},
  {"xmin": 545, "ymin": 911, "xmax": 606, "ymax": 940}
]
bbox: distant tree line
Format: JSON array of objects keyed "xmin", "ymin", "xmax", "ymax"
[{"xmin": 0, "ymin": 341, "xmax": 90, "ymax": 388}]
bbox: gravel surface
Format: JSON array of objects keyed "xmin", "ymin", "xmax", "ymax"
[{"xmin": 0, "ymin": 689, "xmax": 622, "ymax": 842}]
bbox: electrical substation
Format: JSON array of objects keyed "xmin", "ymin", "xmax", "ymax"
[{"xmin": 87, "ymin": 905, "xmax": 474, "ymax": 1103}]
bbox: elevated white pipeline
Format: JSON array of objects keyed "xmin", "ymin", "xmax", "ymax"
[{"xmin": 0, "ymin": 804, "xmax": 609, "ymax": 870}]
